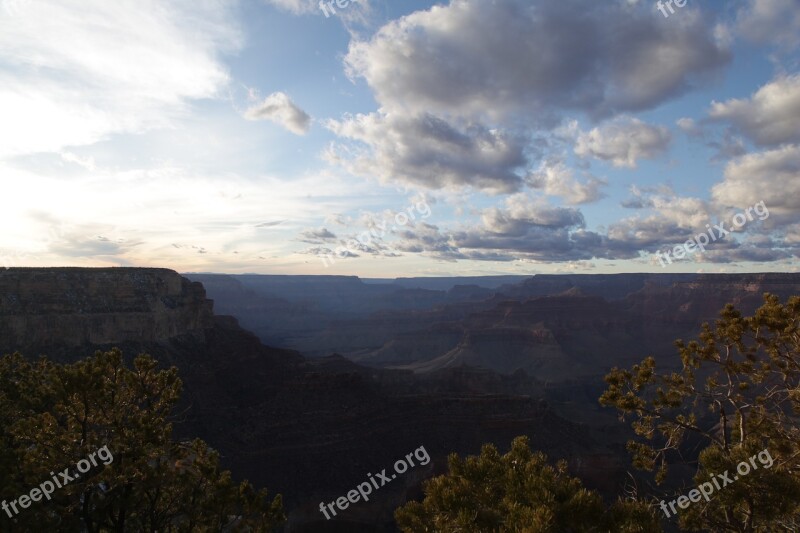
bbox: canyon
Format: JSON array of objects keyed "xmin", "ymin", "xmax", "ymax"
[{"xmin": 2, "ymin": 268, "xmax": 798, "ymax": 531}]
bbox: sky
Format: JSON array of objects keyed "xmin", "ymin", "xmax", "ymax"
[{"xmin": 1, "ymin": 0, "xmax": 799, "ymax": 277}]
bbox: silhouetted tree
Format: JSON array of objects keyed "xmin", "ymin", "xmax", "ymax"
[
  {"xmin": 0, "ymin": 348, "xmax": 284, "ymax": 532},
  {"xmin": 394, "ymin": 435, "xmax": 661, "ymax": 532},
  {"xmin": 601, "ymin": 294, "xmax": 800, "ymax": 531}
]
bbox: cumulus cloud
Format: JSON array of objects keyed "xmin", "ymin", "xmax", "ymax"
[
  {"xmin": 393, "ymin": 194, "xmax": 618, "ymax": 262},
  {"xmin": 0, "ymin": 0, "xmax": 240, "ymax": 158},
  {"xmin": 708, "ymin": 75, "xmax": 800, "ymax": 147},
  {"xmin": 483, "ymin": 194, "xmax": 586, "ymax": 231},
  {"xmin": 655, "ymin": 193, "xmax": 769, "ymax": 235},
  {"xmin": 244, "ymin": 92, "xmax": 312, "ymax": 135},
  {"xmin": 574, "ymin": 117, "xmax": 672, "ymax": 168},
  {"xmin": 712, "ymin": 145, "xmax": 800, "ymax": 219},
  {"xmin": 620, "ymin": 185, "xmax": 656, "ymax": 209},
  {"xmin": 323, "ymin": 186, "xmax": 791, "ymax": 265},
  {"xmin": 301, "ymin": 246, "xmax": 361, "ymax": 261},
  {"xmin": 525, "ymin": 160, "xmax": 606, "ymax": 204},
  {"xmin": 394, "ymin": 223, "xmax": 458, "ymax": 255},
  {"xmin": 343, "ymin": 0, "xmax": 730, "ymax": 120},
  {"xmin": 449, "ymin": 225, "xmax": 612, "ymax": 262},
  {"xmin": 326, "ymin": 112, "xmax": 527, "ymax": 193},
  {"xmin": 329, "ymin": 0, "xmax": 727, "ymax": 193},
  {"xmin": 599, "ymin": 193, "xmax": 732, "ymax": 265},
  {"xmin": 737, "ymin": 0, "xmax": 800, "ymax": 49},
  {"xmin": 695, "ymin": 233, "xmax": 796, "ymax": 264}
]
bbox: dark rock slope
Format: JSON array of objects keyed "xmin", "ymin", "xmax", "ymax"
[{"xmin": 0, "ymin": 268, "xmax": 605, "ymax": 532}]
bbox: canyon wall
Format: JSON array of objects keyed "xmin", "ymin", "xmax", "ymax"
[{"xmin": 0, "ymin": 267, "xmax": 213, "ymax": 353}]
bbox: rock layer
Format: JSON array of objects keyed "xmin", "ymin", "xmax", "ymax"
[{"xmin": 0, "ymin": 267, "xmax": 213, "ymax": 353}]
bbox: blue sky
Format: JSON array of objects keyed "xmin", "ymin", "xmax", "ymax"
[{"xmin": 1, "ymin": 0, "xmax": 799, "ymax": 277}]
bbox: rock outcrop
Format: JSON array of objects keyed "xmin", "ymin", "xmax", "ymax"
[{"xmin": 0, "ymin": 267, "xmax": 213, "ymax": 353}]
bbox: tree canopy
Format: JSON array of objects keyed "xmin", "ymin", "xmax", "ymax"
[
  {"xmin": 394, "ymin": 435, "xmax": 660, "ymax": 532},
  {"xmin": 600, "ymin": 294, "xmax": 800, "ymax": 531},
  {"xmin": 0, "ymin": 348, "xmax": 284, "ymax": 532}
]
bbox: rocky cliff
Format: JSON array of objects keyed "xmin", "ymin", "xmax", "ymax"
[{"xmin": 0, "ymin": 267, "xmax": 213, "ymax": 353}]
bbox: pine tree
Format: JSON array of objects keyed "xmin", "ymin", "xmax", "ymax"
[
  {"xmin": 600, "ymin": 294, "xmax": 800, "ymax": 531},
  {"xmin": 394, "ymin": 435, "xmax": 660, "ymax": 532},
  {"xmin": 0, "ymin": 348, "xmax": 284, "ymax": 532}
]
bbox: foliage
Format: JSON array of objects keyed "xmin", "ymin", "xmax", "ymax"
[
  {"xmin": 600, "ymin": 294, "xmax": 800, "ymax": 531},
  {"xmin": 0, "ymin": 348, "xmax": 284, "ymax": 532},
  {"xmin": 394, "ymin": 435, "xmax": 661, "ymax": 533}
]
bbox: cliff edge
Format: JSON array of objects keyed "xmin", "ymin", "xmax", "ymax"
[{"xmin": 0, "ymin": 267, "xmax": 213, "ymax": 353}]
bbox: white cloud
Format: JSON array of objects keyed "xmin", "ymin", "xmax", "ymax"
[
  {"xmin": 483, "ymin": 194, "xmax": 586, "ymax": 231},
  {"xmin": 574, "ymin": 117, "xmax": 672, "ymax": 168},
  {"xmin": 737, "ymin": 0, "xmax": 800, "ymax": 49},
  {"xmin": 393, "ymin": 200, "xmax": 593, "ymax": 262},
  {"xmin": 526, "ymin": 160, "xmax": 606, "ymax": 204},
  {"xmin": 343, "ymin": 0, "xmax": 729, "ymax": 120},
  {"xmin": 244, "ymin": 92, "xmax": 312, "ymax": 135},
  {"xmin": 0, "ymin": 0, "xmax": 240, "ymax": 158},
  {"xmin": 648, "ymin": 195, "xmax": 712, "ymax": 230},
  {"xmin": 709, "ymin": 74, "xmax": 800, "ymax": 147},
  {"xmin": 330, "ymin": 0, "xmax": 726, "ymax": 193},
  {"xmin": 326, "ymin": 111, "xmax": 527, "ymax": 193},
  {"xmin": 712, "ymin": 145, "xmax": 800, "ymax": 219}
]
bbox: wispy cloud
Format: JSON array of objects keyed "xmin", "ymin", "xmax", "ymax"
[
  {"xmin": 0, "ymin": 0, "xmax": 241, "ymax": 158},
  {"xmin": 244, "ymin": 92, "xmax": 312, "ymax": 135}
]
